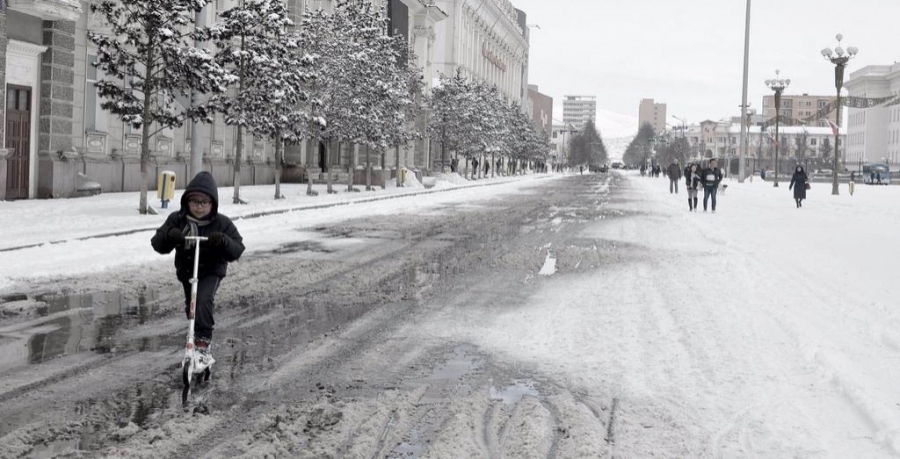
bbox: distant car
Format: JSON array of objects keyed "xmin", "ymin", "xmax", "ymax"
[{"xmin": 611, "ymin": 162, "xmax": 623, "ymax": 169}]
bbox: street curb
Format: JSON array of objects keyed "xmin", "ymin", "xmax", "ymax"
[{"xmin": 0, "ymin": 174, "xmax": 554, "ymax": 253}]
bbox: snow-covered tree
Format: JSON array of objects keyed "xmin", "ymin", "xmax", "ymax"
[
  {"xmin": 89, "ymin": 0, "xmax": 234, "ymax": 214},
  {"xmin": 429, "ymin": 71, "xmax": 472, "ymax": 172},
  {"xmin": 204, "ymin": 0, "xmax": 301, "ymax": 203},
  {"xmin": 208, "ymin": 0, "xmax": 315, "ymax": 200},
  {"xmin": 297, "ymin": 7, "xmax": 340, "ymax": 195}
]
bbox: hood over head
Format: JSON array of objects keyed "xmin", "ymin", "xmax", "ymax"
[{"xmin": 181, "ymin": 171, "xmax": 219, "ymax": 216}]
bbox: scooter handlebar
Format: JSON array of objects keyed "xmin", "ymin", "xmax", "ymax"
[{"xmin": 184, "ymin": 236, "xmax": 208, "ymax": 241}]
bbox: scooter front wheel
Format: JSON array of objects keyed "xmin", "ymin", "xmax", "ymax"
[{"xmin": 182, "ymin": 359, "xmax": 192, "ymax": 388}]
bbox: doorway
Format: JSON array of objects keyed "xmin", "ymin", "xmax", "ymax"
[{"xmin": 5, "ymin": 85, "xmax": 32, "ymax": 200}]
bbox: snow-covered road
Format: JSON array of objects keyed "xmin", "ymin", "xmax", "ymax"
[
  {"xmin": 0, "ymin": 171, "xmax": 897, "ymax": 457},
  {"xmin": 411, "ymin": 173, "xmax": 900, "ymax": 456}
]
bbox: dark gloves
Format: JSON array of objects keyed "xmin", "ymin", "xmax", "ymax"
[
  {"xmin": 207, "ymin": 232, "xmax": 229, "ymax": 248},
  {"xmin": 167, "ymin": 227, "xmax": 185, "ymax": 245}
]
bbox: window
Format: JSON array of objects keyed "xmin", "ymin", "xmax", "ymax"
[
  {"xmin": 811, "ymin": 138, "xmax": 817, "ymax": 146},
  {"xmin": 84, "ymin": 54, "xmax": 108, "ymax": 133}
]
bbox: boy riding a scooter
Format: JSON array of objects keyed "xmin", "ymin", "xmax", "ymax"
[{"xmin": 151, "ymin": 172, "xmax": 244, "ymax": 371}]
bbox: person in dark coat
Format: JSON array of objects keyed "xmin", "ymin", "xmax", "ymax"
[
  {"xmin": 685, "ymin": 163, "xmax": 701, "ymax": 211},
  {"xmin": 471, "ymin": 158, "xmax": 479, "ymax": 179},
  {"xmin": 700, "ymin": 158, "xmax": 723, "ymax": 212},
  {"xmin": 151, "ymin": 171, "xmax": 245, "ymax": 366},
  {"xmin": 667, "ymin": 160, "xmax": 682, "ymax": 194},
  {"xmin": 789, "ymin": 165, "xmax": 809, "ymax": 208}
]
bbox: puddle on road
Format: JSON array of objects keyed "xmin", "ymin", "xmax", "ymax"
[
  {"xmin": 0, "ymin": 290, "xmax": 161, "ymax": 365},
  {"xmin": 490, "ymin": 380, "xmax": 539, "ymax": 406}
]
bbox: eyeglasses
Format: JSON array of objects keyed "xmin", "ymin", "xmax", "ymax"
[{"xmin": 188, "ymin": 199, "xmax": 212, "ymax": 207}]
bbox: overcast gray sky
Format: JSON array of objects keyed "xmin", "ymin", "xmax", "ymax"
[{"xmin": 514, "ymin": 0, "xmax": 900, "ymax": 136}]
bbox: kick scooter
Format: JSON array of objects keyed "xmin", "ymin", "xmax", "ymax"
[{"xmin": 182, "ymin": 236, "xmax": 211, "ymax": 392}]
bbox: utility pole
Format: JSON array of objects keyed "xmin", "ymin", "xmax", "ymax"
[{"xmin": 738, "ymin": 0, "xmax": 751, "ymax": 183}]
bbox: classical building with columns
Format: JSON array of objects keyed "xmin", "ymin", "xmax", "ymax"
[
  {"xmin": 432, "ymin": 0, "xmax": 530, "ymax": 106},
  {"xmin": 0, "ymin": 0, "xmax": 448, "ymax": 200}
]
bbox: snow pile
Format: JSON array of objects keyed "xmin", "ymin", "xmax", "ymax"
[
  {"xmin": 401, "ymin": 169, "xmax": 423, "ymax": 189},
  {"xmin": 433, "ymin": 173, "xmax": 469, "ymax": 185}
]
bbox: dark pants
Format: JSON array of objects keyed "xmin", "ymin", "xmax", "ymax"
[
  {"xmin": 182, "ymin": 275, "xmax": 221, "ymax": 341},
  {"xmin": 703, "ymin": 185, "xmax": 718, "ymax": 211},
  {"xmin": 669, "ymin": 178, "xmax": 679, "ymax": 194}
]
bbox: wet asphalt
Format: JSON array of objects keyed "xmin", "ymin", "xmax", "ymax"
[{"xmin": 0, "ymin": 173, "xmax": 630, "ymax": 458}]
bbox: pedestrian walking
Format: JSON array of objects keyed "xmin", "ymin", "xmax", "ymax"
[
  {"xmin": 667, "ymin": 160, "xmax": 682, "ymax": 194},
  {"xmin": 640, "ymin": 165, "xmax": 646, "ymax": 176},
  {"xmin": 471, "ymin": 158, "xmax": 479, "ymax": 180},
  {"xmin": 151, "ymin": 172, "xmax": 245, "ymax": 367},
  {"xmin": 700, "ymin": 159, "xmax": 723, "ymax": 212},
  {"xmin": 788, "ymin": 165, "xmax": 809, "ymax": 208},
  {"xmin": 685, "ymin": 163, "xmax": 701, "ymax": 211}
]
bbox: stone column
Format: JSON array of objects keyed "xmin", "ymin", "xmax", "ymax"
[
  {"xmin": 0, "ymin": 9, "xmax": 8, "ymax": 199},
  {"xmin": 37, "ymin": 20, "xmax": 77, "ymax": 198}
]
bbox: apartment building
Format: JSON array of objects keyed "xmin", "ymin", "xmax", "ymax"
[
  {"xmin": 562, "ymin": 95, "xmax": 596, "ymax": 131},
  {"xmin": 638, "ymin": 99, "xmax": 666, "ymax": 134}
]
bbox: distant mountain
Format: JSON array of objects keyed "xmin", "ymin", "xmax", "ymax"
[
  {"xmin": 595, "ymin": 109, "xmax": 638, "ymax": 139},
  {"xmin": 595, "ymin": 109, "xmax": 637, "ymax": 162}
]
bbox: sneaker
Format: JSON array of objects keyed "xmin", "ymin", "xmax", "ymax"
[{"xmin": 195, "ymin": 338, "xmax": 216, "ymax": 367}]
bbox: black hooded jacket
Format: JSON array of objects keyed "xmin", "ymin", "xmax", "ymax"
[{"xmin": 151, "ymin": 172, "xmax": 244, "ymax": 281}]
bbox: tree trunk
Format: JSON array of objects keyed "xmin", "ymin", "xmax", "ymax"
[
  {"xmin": 348, "ymin": 144, "xmax": 357, "ymax": 192},
  {"xmin": 491, "ymin": 153, "xmax": 495, "ymax": 178},
  {"xmin": 395, "ymin": 145, "xmax": 402, "ymax": 187},
  {"xmin": 365, "ymin": 147, "xmax": 372, "ymax": 191},
  {"xmin": 233, "ymin": 126, "xmax": 243, "ymax": 204},
  {"xmin": 464, "ymin": 157, "xmax": 469, "ymax": 180},
  {"xmin": 306, "ymin": 138, "xmax": 315, "ymax": 196},
  {"xmin": 326, "ymin": 140, "xmax": 335, "ymax": 194},
  {"xmin": 233, "ymin": 32, "xmax": 246, "ymax": 205},
  {"xmin": 138, "ymin": 45, "xmax": 155, "ymax": 215},
  {"xmin": 274, "ymin": 134, "xmax": 284, "ymax": 199},
  {"xmin": 381, "ymin": 149, "xmax": 387, "ymax": 190}
]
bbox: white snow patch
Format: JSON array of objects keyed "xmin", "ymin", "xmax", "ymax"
[{"xmin": 537, "ymin": 252, "xmax": 556, "ymax": 276}]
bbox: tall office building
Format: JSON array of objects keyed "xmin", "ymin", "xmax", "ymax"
[
  {"xmin": 638, "ymin": 99, "xmax": 667, "ymax": 134},
  {"xmin": 562, "ymin": 95, "xmax": 596, "ymax": 131}
]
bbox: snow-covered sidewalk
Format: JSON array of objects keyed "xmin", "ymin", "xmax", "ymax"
[
  {"xmin": 0, "ymin": 172, "xmax": 559, "ymax": 291},
  {"xmin": 0, "ymin": 172, "xmax": 545, "ymax": 252}
]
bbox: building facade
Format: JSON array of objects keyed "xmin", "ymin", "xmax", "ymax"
[
  {"xmin": 0, "ymin": 0, "xmax": 449, "ymax": 200},
  {"xmin": 562, "ymin": 95, "xmax": 595, "ymax": 131},
  {"xmin": 638, "ymin": 98, "xmax": 666, "ymax": 134},
  {"xmin": 844, "ymin": 63, "xmax": 900, "ymax": 167},
  {"xmin": 527, "ymin": 84, "xmax": 552, "ymax": 138},
  {"xmin": 432, "ymin": 0, "xmax": 530, "ymax": 106},
  {"xmin": 762, "ymin": 93, "xmax": 837, "ymax": 128}
]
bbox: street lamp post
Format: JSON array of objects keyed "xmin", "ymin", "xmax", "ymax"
[
  {"xmin": 765, "ymin": 70, "xmax": 790, "ymax": 187},
  {"xmin": 822, "ymin": 34, "xmax": 858, "ymax": 195}
]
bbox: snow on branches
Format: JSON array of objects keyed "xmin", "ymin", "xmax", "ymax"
[
  {"xmin": 430, "ymin": 71, "xmax": 550, "ymax": 164},
  {"xmin": 88, "ymin": 0, "xmax": 234, "ymax": 214},
  {"xmin": 205, "ymin": 0, "xmax": 315, "ymax": 199}
]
